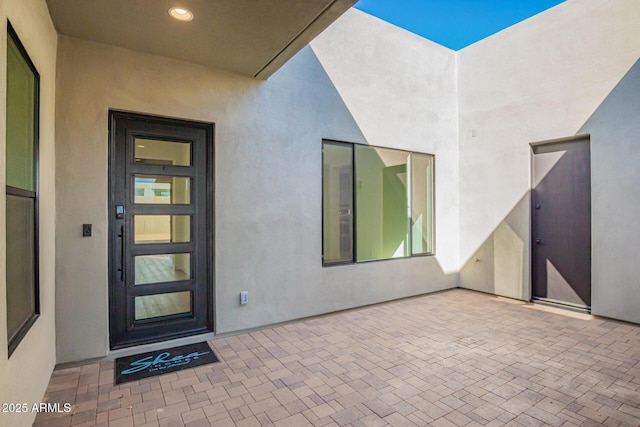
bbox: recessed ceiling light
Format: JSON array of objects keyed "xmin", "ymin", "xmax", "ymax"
[{"xmin": 168, "ymin": 7, "xmax": 194, "ymax": 22}]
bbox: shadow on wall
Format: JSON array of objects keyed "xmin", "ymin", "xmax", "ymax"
[
  {"xmin": 577, "ymin": 58, "xmax": 640, "ymax": 321},
  {"xmin": 278, "ymin": 46, "xmax": 369, "ymax": 147},
  {"xmin": 459, "ymin": 193, "xmax": 530, "ymax": 301},
  {"xmin": 578, "ymin": 58, "xmax": 640, "ymax": 135},
  {"xmin": 459, "ymin": 58, "xmax": 640, "ymax": 311},
  {"xmin": 459, "ymin": 146, "xmax": 590, "ymax": 305}
]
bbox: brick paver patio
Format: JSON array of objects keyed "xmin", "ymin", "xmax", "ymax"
[{"xmin": 33, "ymin": 289, "xmax": 640, "ymax": 426}]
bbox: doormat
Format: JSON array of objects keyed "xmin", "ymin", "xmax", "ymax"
[{"xmin": 115, "ymin": 342, "xmax": 218, "ymax": 385}]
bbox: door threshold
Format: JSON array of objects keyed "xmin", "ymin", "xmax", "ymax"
[
  {"xmin": 106, "ymin": 332, "xmax": 215, "ymax": 361},
  {"xmin": 531, "ymin": 297, "xmax": 591, "ymax": 314}
]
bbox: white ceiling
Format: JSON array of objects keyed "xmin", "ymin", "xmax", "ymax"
[{"xmin": 45, "ymin": 0, "xmax": 357, "ymax": 79}]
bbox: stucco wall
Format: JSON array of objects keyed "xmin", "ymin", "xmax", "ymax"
[
  {"xmin": 579, "ymin": 60, "xmax": 640, "ymax": 324},
  {"xmin": 0, "ymin": 0, "xmax": 57, "ymax": 426},
  {"xmin": 51, "ymin": 0, "xmax": 640, "ymax": 365},
  {"xmin": 311, "ymin": 9, "xmax": 460, "ymax": 273},
  {"xmin": 457, "ymin": 0, "xmax": 640, "ymax": 322},
  {"xmin": 55, "ymin": 33, "xmax": 458, "ymax": 362}
]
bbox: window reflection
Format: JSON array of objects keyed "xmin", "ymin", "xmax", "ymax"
[
  {"xmin": 323, "ymin": 143, "xmax": 353, "ymax": 264},
  {"xmin": 321, "ymin": 141, "xmax": 435, "ymax": 265},
  {"xmin": 356, "ymin": 146, "xmax": 410, "ymax": 261},
  {"xmin": 134, "ymin": 253, "xmax": 191, "ymax": 285},
  {"xmin": 134, "ymin": 175, "xmax": 191, "ymax": 204},
  {"xmin": 135, "ymin": 291, "xmax": 191, "ymax": 320},
  {"xmin": 410, "ymin": 154, "xmax": 434, "ymax": 255},
  {"xmin": 134, "ymin": 139, "xmax": 191, "ymax": 166},
  {"xmin": 134, "ymin": 215, "xmax": 190, "ymax": 244}
]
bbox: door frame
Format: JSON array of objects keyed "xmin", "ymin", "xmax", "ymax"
[
  {"xmin": 108, "ymin": 110, "xmax": 215, "ymax": 349},
  {"xmin": 529, "ymin": 133, "xmax": 591, "ymax": 310}
]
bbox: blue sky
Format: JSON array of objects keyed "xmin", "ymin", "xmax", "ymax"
[{"xmin": 353, "ymin": 0, "xmax": 566, "ymax": 50}]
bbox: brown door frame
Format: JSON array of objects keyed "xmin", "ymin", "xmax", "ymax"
[{"xmin": 530, "ymin": 134, "xmax": 592, "ymax": 310}]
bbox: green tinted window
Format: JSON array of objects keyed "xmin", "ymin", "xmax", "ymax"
[
  {"xmin": 6, "ymin": 195, "xmax": 36, "ymax": 341},
  {"xmin": 6, "ymin": 34, "xmax": 36, "ymax": 191},
  {"xmin": 323, "ymin": 143, "xmax": 353, "ymax": 264},
  {"xmin": 322, "ymin": 141, "xmax": 434, "ymax": 265},
  {"xmin": 356, "ymin": 146, "xmax": 410, "ymax": 262},
  {"xmin": 5, "ymin": 24, "xmax": 40, "ymax": 356}
]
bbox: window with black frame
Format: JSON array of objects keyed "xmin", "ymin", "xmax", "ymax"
[
  {"xmin": 6, "ymin": 22, "xmax": 40, "ymax": 356},
  {"xmin": 322, "ymin": 140, "xmax": 434, "ymax": 266}
]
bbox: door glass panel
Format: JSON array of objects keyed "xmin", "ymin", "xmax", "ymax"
[
  {"xmin": 134, "ymin": 215, "xmax": 190, "ymax": 244},
  {"xmin": 134, "ymin": 139, "xmax": 191, "ymax": 166},
  {"xmin": 134, "ymin": 253, "xmax": 191, "ymax": 285},
  {"xmin": 133, "ymin": 175, "xmax": 191, "ymax": 204},
  {"xmin": 135, "ymin": 291, "xmax": 191, "ymax": 320}
]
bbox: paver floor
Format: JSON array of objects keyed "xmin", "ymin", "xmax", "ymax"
[{"xmin": 33, "ymin": 289, "xmax": 640, "ymax": 426}]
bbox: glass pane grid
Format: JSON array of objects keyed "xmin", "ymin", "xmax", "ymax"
[{"xmin": 322, "ymin": 141, "xmax": 434, "ymax": 265}]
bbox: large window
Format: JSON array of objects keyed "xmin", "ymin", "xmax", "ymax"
[
  {"xmin": 323, "ymin": 141, "xmax": 434, "ymax": 265},
  {"xmin": 6, "ymin": 22, "xmax": 40, "ymax": 355}
]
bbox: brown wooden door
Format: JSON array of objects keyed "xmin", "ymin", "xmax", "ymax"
[{"xmin": 532, "ymin": 137, "xmax": 591, "ymax": 308}]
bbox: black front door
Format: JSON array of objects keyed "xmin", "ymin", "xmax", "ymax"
[
  {"xmin": 532, "ymin": 137, "xmax": 591, "ymax": 309},
  {"xmin": 109, "ymin": 111, "xmax": 213, "ymax": 349}
]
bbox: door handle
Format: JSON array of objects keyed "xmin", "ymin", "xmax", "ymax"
[
  {"xmin": 117, "ymin": 225, "xmax": 125, "ymax": 281},
  {"xmin": 535, "ymin": 238, "xmax": 544, "ymax": 245}
]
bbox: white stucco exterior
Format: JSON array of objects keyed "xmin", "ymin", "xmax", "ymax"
[
  {"xmin": 54, "ymin": 36, "xmax": 458, "ymax": 363},
  {"xmin": 310, "ymin": 9, "xmax": 460, "ymax": 274},
  {"xmin": 457, "ymin": 0, "xmax": 640, "ymax": 323}
]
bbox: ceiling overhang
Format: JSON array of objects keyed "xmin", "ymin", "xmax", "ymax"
[{"xmin": 45, "ymin": 0, "xmax": 357, "ymax": 79}]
